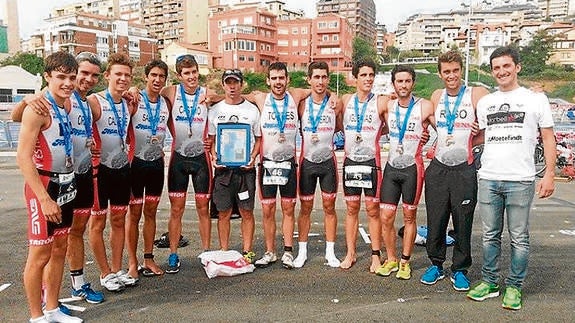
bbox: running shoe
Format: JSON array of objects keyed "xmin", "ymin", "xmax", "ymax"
[
  {"xmin": 243, "ymin": 251, "xmax": 256, "ymax": 264},
  {"xmin": 420, "ymin": 265, "xmax": 445, "ymax": 285},
  {"xmin": 502, "ymin": 286, "xmax": 522, "ymax": 310},
  {"xmin": 450, "ymin": 271, "xmax": 470, "ymax": 291},
  {"xmin": 44, "ymin": 307, "xmax": 83, "ymax": 323},
  {"xmin": 116, "ymin": 270, "xmax": 139, "ymax": 286},
  {"xmin": 467, "ymin": 281, "xmax": 500, "ymax": 301},
  {"xmin": 99, "ymin": 273, "xmax": 124, "ymax": 292},
  {"xmin": 396, "ymin": 262, "xmax": 411, "ymax": 280},
  {"xmin": 254, "ymin": 251, "xmax": 277, "ymax": 268},
  {"xmin": 281, "ymin": 252, "xmax": 294, "ymax": 269},
  {"xmin": 71, "ymin": 283, "xmax": 105, "ymax": 304},
  {"xmin": 375, "ymin": 260, "xmax": 399, "ymax": 277},
  {"xmin": 166, "ymin": 253, "xmax": 181, "ymax": 274}
]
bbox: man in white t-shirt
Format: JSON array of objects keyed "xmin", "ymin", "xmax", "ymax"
[
  {"xmin": 467, "ymin": 46, "xmax": 556, "ymax": 311},
  {"xmin": 208, "ymin": 69, "xmax": 261, "ymax": 264}
]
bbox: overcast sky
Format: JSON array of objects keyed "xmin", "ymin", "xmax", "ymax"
[{"xmin": 10, "ymin": 0, "xmax": 463, "ymax": 38}]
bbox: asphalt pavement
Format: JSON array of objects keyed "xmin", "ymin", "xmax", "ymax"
[{"xmin": 0, "ymin": 152, "xmax": 574, "ymax": 322}]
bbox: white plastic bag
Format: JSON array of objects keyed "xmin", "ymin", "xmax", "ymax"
[{"xmin": 198, "ymin": 250, "xmax": 255, "ymax": 279}]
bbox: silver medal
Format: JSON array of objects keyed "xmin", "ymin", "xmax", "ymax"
[
  {"xmin": 149, "ymin": 135, "xmax": 159, "ymax": 145},
  {"xmin": 65, "ymin": 156, "xmax": 73, "ymax": 168},
  {"xmin": 188, "ymin": 128, "xmax": 193, "ymax": 138},
  {"xmin": 446, "ymin": 134, "xmax": 455, "ymax": 146},
  {"xmin": 396, "ymin": 144, "xmax": 404, "ymax": 155},
  {"xmin": 85, "ymin": 137, "xmax": 93, "ymax": 148},
  {"xmin": 278, "ymin": 133, "xmax": 286, "ymax": 143},
  {"xmin": 311, "ymin": 133, "xmax": 319, "ymax": 143},
  {"xmin": 355, "ymin": 134, "xmax": 363, "ymax": 143}
]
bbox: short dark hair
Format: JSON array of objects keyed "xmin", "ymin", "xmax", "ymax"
[
  {"xmin": 391, "ymin": 64, "xmax": 416, "ymax": 83},
  {"xmin": 307, "ymin": 61, "xmax": 329, "ymax": 77},
  {"xmin": 175, "ymin": 54, "xmax": 198, "ymax": 74},
  {"xmin": 45, "ymin": 51, "xmax": 78, "ymax": 75},
  {"xmin": 490, "ymin": 46, "xmax": 520, "ymax": 69},
  {"xmin": 437, "ymin": 50, "xmax": 463, "ymax": 72},
  {"xmin": 268, "ymin": 62, "xmax": 288, "ymax": 78},
  {"xmin": 106, "ymin": 53, "xmax": 133, "ymax": 73},
  {"xmin": 144, "ymin": 59, "xmax": 168, "ymax": 77},
  {"xmin": 352, "ymin": 59, "xmax": 377, "ymax": 78}
]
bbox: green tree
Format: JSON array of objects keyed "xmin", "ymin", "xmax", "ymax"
[
  {"xmin": 519, "ymin": 30, "xmax": 554, "ymax": 75},
  {"xmin": 352, "ymin": 37, "xmax": 378, "ymax": 64},
  {"xmin": 0, "ymin": 52, "xmax": 44, "ymax": 76}
]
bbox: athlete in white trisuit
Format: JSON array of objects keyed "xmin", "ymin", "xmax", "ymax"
[
  {"xmin": 295, "ymin": 61, "xmax": 344, "ymax": 268},
  {"xmin": 340, "ymin": 59, "xmax": 389, "ymax": 272},
  {"xmin": 378, "ymin": 64, "xmax": 434, "ymax": 280},
  {"xmin": 160, "ymin": 55, "xmax": 215, "ymax": 274},
  {"xmin": 87, "ymin": 53, "xmax": 137, "ymax": 292},
  {"xmin": 125, "ymin": 59, "xmax": 171, "ymax": 279},
  {"xmin": 248, "ymin": 62, "xmax": 314, "ymax": 269}
]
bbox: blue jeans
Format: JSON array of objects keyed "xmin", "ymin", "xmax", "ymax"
[{"xmin": 477, "ymin": 179, "xmax": 535, "ymax": 289}]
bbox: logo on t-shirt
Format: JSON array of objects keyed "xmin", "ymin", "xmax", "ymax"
[{"xmin": 487, "ymin": 111, "xmax": 525, "ymax": 126}]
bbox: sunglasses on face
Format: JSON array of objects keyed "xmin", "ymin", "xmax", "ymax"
[
  {"xmin": 223, "ymin": 69, "xmax": 242, "ymax": 76},
  {"xmin": 176, "ymin": 54, "xmax": 196, "ymax": 63}
]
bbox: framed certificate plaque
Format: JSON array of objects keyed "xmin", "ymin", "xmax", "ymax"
[{"xmin": 216, "ymin": 123, "xmax": 251, "ymax": 167}]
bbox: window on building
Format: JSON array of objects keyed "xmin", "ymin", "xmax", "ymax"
[
  {"xmin": 301, "ymin": 27, "xmax": 308, "ymax": 34},
  {"xmin": 318, "ymin": 22, "xmax": 327, "ymax": 29},
  {"xmin": 332, "ymin": 35, "xmax": 338, "ymax": 41},
  {"xmin": 248, "ymin": 56, "xmax": 255, "ymax": 62},
  {"xmin": 278, "ymin": 28, "xmax": 288, "ymax": 35},
  {"xmin": 328, "ymin": 21, "xmax": 338, "ymax": 28},
  {"xmin": 301, "ymin": 39, "xmax": 308, "ymax": 46},
  {"xmin": 230, "ymin": 18, "xmax": 238, "ymax": 25},
  {"xmin": 278, "ymin": 40, "xmax": 288, "ymax": 47},
  {"xmin": 239, "ymin": 55, "xmax": 246, "ymax": 61},
  {"xmin": 292, "ymin": 40, "xmax": 298, "ymax": 46},
  {"xmin": 322, "ymin": 35, "xmax": 329, "ymax": 41},
  {"xmin": 292, "ymin": 27, "xmax": 298, "ymax": 34},
  {"xmin": 224, "ymin": 41, "xmax": 235, "ymax": 51},
  {"xmin": 244, "ymin": 16, "xmax": 253, "ymax": 25},
  {"xmin": 0, "ymin": 88, "xmax": 12, "ymax": 102}
]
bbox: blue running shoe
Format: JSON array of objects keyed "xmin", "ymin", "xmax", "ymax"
[
  {"xmin": 451, "ymin": 271, "xmax": 470, "ymax": 291},
  {"xmin": 71, "ymin": 283, "xmax": 105, "ymax": 304},
  {"xmin": 420, "ymin": 265, "xmax": 445, "ymax": 285},
  {"xmin": 42, "ymin": 302, "xmax": 72, "ymax": 315},
  {"xmin": 166, "ymin": 253, "xmax": 180, "ymax": 274}
]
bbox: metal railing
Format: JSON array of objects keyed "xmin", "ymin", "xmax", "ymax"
[{"xmin": 0, "ymin": 120, "xmax": 20, "ymax": 149}]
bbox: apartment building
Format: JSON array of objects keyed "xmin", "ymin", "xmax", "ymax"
[
  {"xmin": 476, "ymin": 24, "xmax": 513, "ymax": 65},
  {"xmin": 376, "ymin": 23, "xmax": 386, "ymax": 58},
  {"xmin": 316, "ymin": 0, "xmax": 376, "ymax": 44},
  {"xmin": 208, "ymin": 7, "xmax": 278, "ymax": 72},
  {"xmin": 310, "ymin": 13, "xmax": 354, "ymax": 74},
  {"xmin": 142, "ymin": 0, "xmax": 213, "ymax": 49},
  {"xmin": 539, "ymin": 0, "xmax": 570, "ymax": 20},
  {"xmin": 549, "ymin": 26, "xmax": 575, "ymax": 66},
  {"xmin": 277, "ymin": 19, "xmax": 313, "ymax": 71},
  {"xmin": 28, "ymin": 11, "xmax": 158, "ymax": 66}
]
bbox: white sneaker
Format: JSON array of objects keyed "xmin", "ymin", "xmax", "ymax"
[
  {"xmin": 254, "ymin": 251, "xmax": 277, "ymax": 268},
  {"xmin": 116, "ymin": 270, "xmax": 139, "ymax": 286},
  {"xmin": 99, "ymin": 273, "xmax": 124, "ymax": 292},
  {"xmin": 325, "ymin": 255, "xmax": 341, "ymax": 268},
  {"xmin": 281, "ymin": 252, "xmax": 294, "ymax": 269},
  {"xmin": 30, "ymin": 316, "xmax": 49, "ymax": 323},
  {"xmin": 293, "ymin": 254, "xmax": 307, "ymax": 268},
  {"xmin": 44, "ymin": 308, "xmax": 83, "ymax": 323}
]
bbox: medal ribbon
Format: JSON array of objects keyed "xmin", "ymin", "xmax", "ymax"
[
  {"xmin": 105, "ymin": 90, "xmax": 127, "ymax": 145},
  {"xmin": 179, "ymin": 84, "xmax": 200, "ymax": 134},
  {"xmin": 354, "ymin": 92, "xmax": 374, "ymax": 133},
  {"xmin": 443, "ymin": 86, "xmax": 466, "ymax": 135},
  {"xmin": 46, "ymin": 91, "xmax": 73, "ymax": 159},
  {"xmin": 141, "ymin": 90, "xmax": 161, "ymax": 136},
  {"xmin": 308, "ymin": 95, "xmax": 329, "ymax": 134},
  {"xmin": 395, "ymin": 96, "xmax": 416, "ymax": 145},
  {"xmin": 73, "ymin": 91, "xmax": 92, "ymax": 138},
  {"xmin": 270, "ymin": 94, "xmax": 289, "ymax": 134}
]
